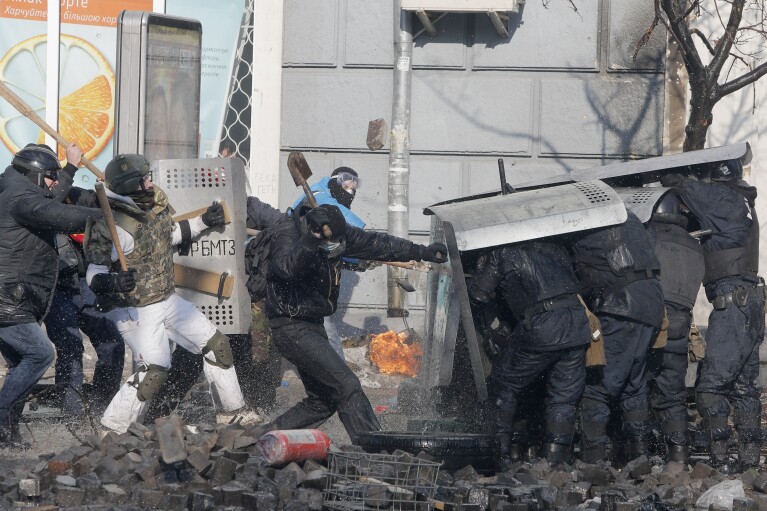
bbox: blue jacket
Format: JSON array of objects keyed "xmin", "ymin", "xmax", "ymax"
[{"xmin": 292, "ymin": 177, "xmax": 365, "ymax": 229}]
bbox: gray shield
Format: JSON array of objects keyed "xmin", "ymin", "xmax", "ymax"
[
  {"xmin": 571, "ymin": 142, "xmax": 751, "ymax": 182},
  {"xmin": 153, "ymin": 157, "xmax": 250, "ymax": 335},
  {"xmin": 425, "ymin": 180, "xmax": 627, "ymax": 251},
  {"xmin": 615, "ymin": 186, "xmax": 674, "ymax": 223}
]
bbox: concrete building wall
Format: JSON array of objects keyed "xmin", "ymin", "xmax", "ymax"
[{"xmin": 275, "ymin": 1, "xmax": 666, "ymax": 333}]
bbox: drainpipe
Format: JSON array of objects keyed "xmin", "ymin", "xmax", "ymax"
[{"xmin": 387, "ymin": 0, "xmax": 413, "ymax": 318}]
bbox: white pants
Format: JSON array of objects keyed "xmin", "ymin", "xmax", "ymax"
[{"xmin": 101, "ymin": 293, "xmax": 245, "ymax": 432}]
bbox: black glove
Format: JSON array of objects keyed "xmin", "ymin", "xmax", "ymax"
[
  {"xmin": 201, "ymin": 202, "xmax": 226, "ymax": 227},
  {"xmin": 304, "ymin": 204, "xmax": 346, "ymax": 239},
  {"xmin": 409, "ymin": 243, "xmax": 448, "ymax": 263},
  {"xmin": 90, "ymin": 269, "xmax": 136, "ymax": 294},
  {"xmin": 660, "ymin": 172, "xmax": 686, "ymax": 187},
  {"xmin": 423, "ymin": 243, "xmax": 448, "ymax": 263}
]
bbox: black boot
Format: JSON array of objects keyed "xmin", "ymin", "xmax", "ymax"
[
  {"xmin": 710, "ymin": 440, "xmax": 737, "ymax": 474},
  {"xmin": 496, "ymin": 433, "xmax": 514, "ymax": 472},
  {"xmin": 541, "ymin": 442, "xmax": 570, "ymax": 467},
  {"xmin": 666, "ymin": 443, "xmax": 689, "ymax": 465},
  {"xmin": 0, "ymin": 425, "xmax": 31, "ymax": 450},
  {"xmin": 738, "ymin": 442, "xmax": 761, "ymax": 471},
  {"xmin": 580, "ymin": 441, "xmax": 608, "ymax": 464},
  {"xmin": 625, "ymin": 437, "xmax": 649, "ymax": 461}
]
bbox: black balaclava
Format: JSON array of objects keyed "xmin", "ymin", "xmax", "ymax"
[{"xmin": 328, "ymin": 166, "xmax": 358, "ymax": 209}]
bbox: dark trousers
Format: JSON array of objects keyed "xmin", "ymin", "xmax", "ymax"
[
  {"xmin": 581, "ymin": 315, "xmax": 656, "ymax": 447},
  {"xmin": 696, "ymin": 291, "xmax": 765, "ymax": 444},
  {"xmin": 43, "ymin": 289, "xmax": 124, "ymax": 415},
  {"xmin": 0, "ymin": 323, "xmax": 55, "ymax": 429},
  {"xmin": 492, "ymin": 345, "xmax": 586, "ymax": 446},
  {"xmin": 266, "ymin": 318, "xmax": 380, "ymax": 444},
  {"xmin": 646, "ymin": 337, "xmax": 689, "ymax": 446}
]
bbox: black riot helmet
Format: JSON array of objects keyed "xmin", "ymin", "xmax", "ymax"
[
  {"xmin": 652, "ymin": 191, "xmax": 688, "ymax": 228},
  {"xmin": 12, "ymin": 144, "xmax": 61, "ymax": 188},
  {"xmin": 104, "ymin": 154, "xmax": 151, "ymax": 195},
  {"xmin": 710, "ymin": 159, "xmax": 743, "ymax": 182}
]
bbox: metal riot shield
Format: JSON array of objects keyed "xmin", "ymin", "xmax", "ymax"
[
  {"xmin": 425, "ymin": 180, "xmax": 627, "ymax": 251},
  {"xmin": 615, "ymin": 186, "xmax": 674, "ymax": 223},
  {"xmin": 153, "ymin": 157, "xmax": 250, "ymax": 335},
  {"xmin": 571, "ymin": 142, "xmax": 752, "ymax": 182},
  {"xmin": 421, "ymin": 217, "xmax": 488, "ymax": 399}
]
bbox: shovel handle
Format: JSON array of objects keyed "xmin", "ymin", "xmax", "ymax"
[
  {"xmin": 94, "ymin": 182, "xmax": 129, "ymax": 272},
  {"xmin": 0, "ymin": 80, "xmax": 104, "ymax": 180}
]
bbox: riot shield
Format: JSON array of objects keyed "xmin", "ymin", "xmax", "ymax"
[
  {"xmin": 153, "ymin": 157, "xmax": 250, "ymax": 335},
  {"xmin": 571, "ymin": 142, "xmax": 751, "ymax": 182},
  {"xmin": 425, "ymin": 180, "xmax": 627, "ymax": 251},
  {"xmin": 615, "ymin": 186, "xmax": 674, "ymax": 223}
]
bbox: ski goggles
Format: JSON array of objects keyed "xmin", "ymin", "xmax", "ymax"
[{"xmin": 335, "ymin": 172, "xmax": 361, "ymax": 192}]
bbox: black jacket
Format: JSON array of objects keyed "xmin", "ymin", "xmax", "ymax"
[
  {"xmin": 266, "ymin": 213, "xmax": 416, "ymax": 323},
  {"xmin": 246, "ymin": 196, "xmax": 285, "ymax": 231},
  {"xmin": 484, "ymin": 240, "xmax": 591, "ymax": 352},
  {"xmin": 0, "ymin": 167, "xmax": 101, "ymax": 325},
  {"xmin": 571, "ymin": 212, "xmax": 665, "ymax": 327}
]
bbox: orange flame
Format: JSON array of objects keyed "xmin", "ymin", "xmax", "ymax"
[{"xmin": 369, "ymin": 330, "xmax": 423, "ymax": 378}]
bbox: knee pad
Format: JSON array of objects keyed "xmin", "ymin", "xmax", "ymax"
[
  {"xmin": 136, "ymin": 364, "xmax": 169, "ymax": 402},
  {"xmin": 202, "ymin": 330, "xmax": 234, "ymax": 369}
]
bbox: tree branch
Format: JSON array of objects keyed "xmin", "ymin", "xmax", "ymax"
[
  {"xmin": 717, "ymin": 60, "xmax": 767, "ymax": 98},
  {"xmin": 709, "ymin": 0, "xmax": 745, "ymax": 79},
  {"xmin": 661, "ymin": 0, "xmax": 706, "ymax": 74},
  {"xmin": 690, "ymin": 28, "xmax": 716, "ymax": 55}
]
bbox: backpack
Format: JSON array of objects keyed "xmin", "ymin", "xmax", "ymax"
[{"xmin": 244, "ymin": 224, "xmax": 278, "ymax": 302}]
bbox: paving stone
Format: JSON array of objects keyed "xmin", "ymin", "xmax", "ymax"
[
  {"xmin": 102, "ymin": 483, "xmax": 128, "ymax": 504},
  {"xmin": 46, "ymin": 460, "xmax": 71, "ymax": 476},
  {"xmin": 75, "ymin": 472, "xmax": 101, "ymax": 491},
  {"xmin": 296, "ymin": 488, "xmax": 324, "ymax": 511},
  {"xmin": 624, "ymin": 456, "xmax": 651, "ymax": 479},
  {"xmin": 55, "ymin": 475, "xmax": 77, "ymax": 487},
  {"xmin": 216, "ymin": 428, "xmax": 244, "ymax": 451},
  {"xmin": 224, "ymin": 449, "xmax": 249, "ymax": 464},
  {"xmin": 578, "ymin": 464, "xmax": 613, "ymax": 487},
  {"xmin": 753, "ymin": 474, "xmax": 767, "ymax": 494},
  {"xmin": 454, "ymin": 465, "xmax": 480, "ymax": 482},
  {"xmin": 94, "ymin": 455, "xmax": 125, "ymax": 484},
  {"xmin": 691, "ymin": 462, "xmax": 716, "ymax": 479},
  {"xmin": 214, "ymin": 480, "xmax": 249, "ymax": 507},
  {"xmin": 18, "ymin": 478, "xmax": 40, "ymax": 498},
  {"xmin": 275, "ymin": 462, "xmax": 307, "ymax": 488},
  {"xmin": 302, "ymin": 459, "xmax": 325, "ymax": 473},
  {"xmin": 301, "ymin": 470, "xmax": 328, "ymax": 490},
  {"xmin": 162, "ymin": 493, "xmax": 188, "ymax": 511},
  {"xmin": 241, "ymin": 491, "xmax": 278, "ymax": 510},
  {"xmin": 127, "ymin": 421, "xmax": 153, "ymax": 440},
  {"xmin": 156, "ymin": 414, "xmax": 187, "ymax": 464},
  {"xmin": 55, "ymin": 486, "xmax": 86, "ymax": 507},
  {"xmin": 733, "ymin": 498, "xmax": 759, "ymax": 511},
  {"xmin": 188, "ymin": 491, "xmax": 215, "ymax": 511},
  {"xmin": 210, "ymin": 456, "xmax": 239, "ymax": 485},
  {"xmin": 139, "ymin": 488, "xmax": 165, "ymax": 508}
]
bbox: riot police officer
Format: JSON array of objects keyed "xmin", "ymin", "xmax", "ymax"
[
  {"xmin": 645, "ymin": 191, "xmax": 705, "ymax": 464},
  {"xmin": 470, "ymin": 239, "xmax": 592, "ymax": 468},
  {"xmin": 665, "ymin": 160, "xmax": 764, "ymax": 472},
  {"xmin": 572, "ymin": 211, "xmax": 665, "ymax": 463}
]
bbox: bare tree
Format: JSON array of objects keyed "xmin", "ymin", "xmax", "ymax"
[{"xmin": 636, "ymin": 0, "xmax": 767, "ymax": 151}]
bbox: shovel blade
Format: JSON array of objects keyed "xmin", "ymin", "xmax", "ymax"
[{"xmin": 288, "ymin": 152, "xmax": 312, "ymax": 186}]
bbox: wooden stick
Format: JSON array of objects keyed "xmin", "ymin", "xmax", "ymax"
[
  {"xmin": 0, "ymin": 80, "xmax": 104, "ymax": 180},
  {"xmin": 94, "ymin": 182, "xmax": 128, "ymax": 272}
]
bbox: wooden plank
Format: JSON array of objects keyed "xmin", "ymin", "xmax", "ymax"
[
  {"xmin": 172, "ymin": 200, "xmax": 231, "ymax": 224},
  {"xmin": 173, "ymin": 264, "xmax": 234, "ymax": 298}
]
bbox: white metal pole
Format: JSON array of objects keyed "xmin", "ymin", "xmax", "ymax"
[
  {"xmin": 250, "ymin": 0, "xmax": 284, "ymax": 206},
  {"xmin": 45, "ymin": 0, "xmax": 60, "ymax": 150}
]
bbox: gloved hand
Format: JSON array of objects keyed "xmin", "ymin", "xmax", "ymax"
[
  {"xmin": 423, "ymin": 243, "xmax": 448, "ymax": 263},
  {"xmin": 660, "ymin": 172, "xmax": 686, "ymax": 187},
  {"xmin": 305, "ymin": 204, "xmax": 346, "ymax": 239},
  {"xmin": 112, "ymin": 269, "xmax": 137, "ymax": 293},
  {"xmin": 409, "ymin": 243, "xmax": 448, "ymax": 263},
  {"xmin": 201, "ymin": 202, "xmax": 226, "ymax": 227}
]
